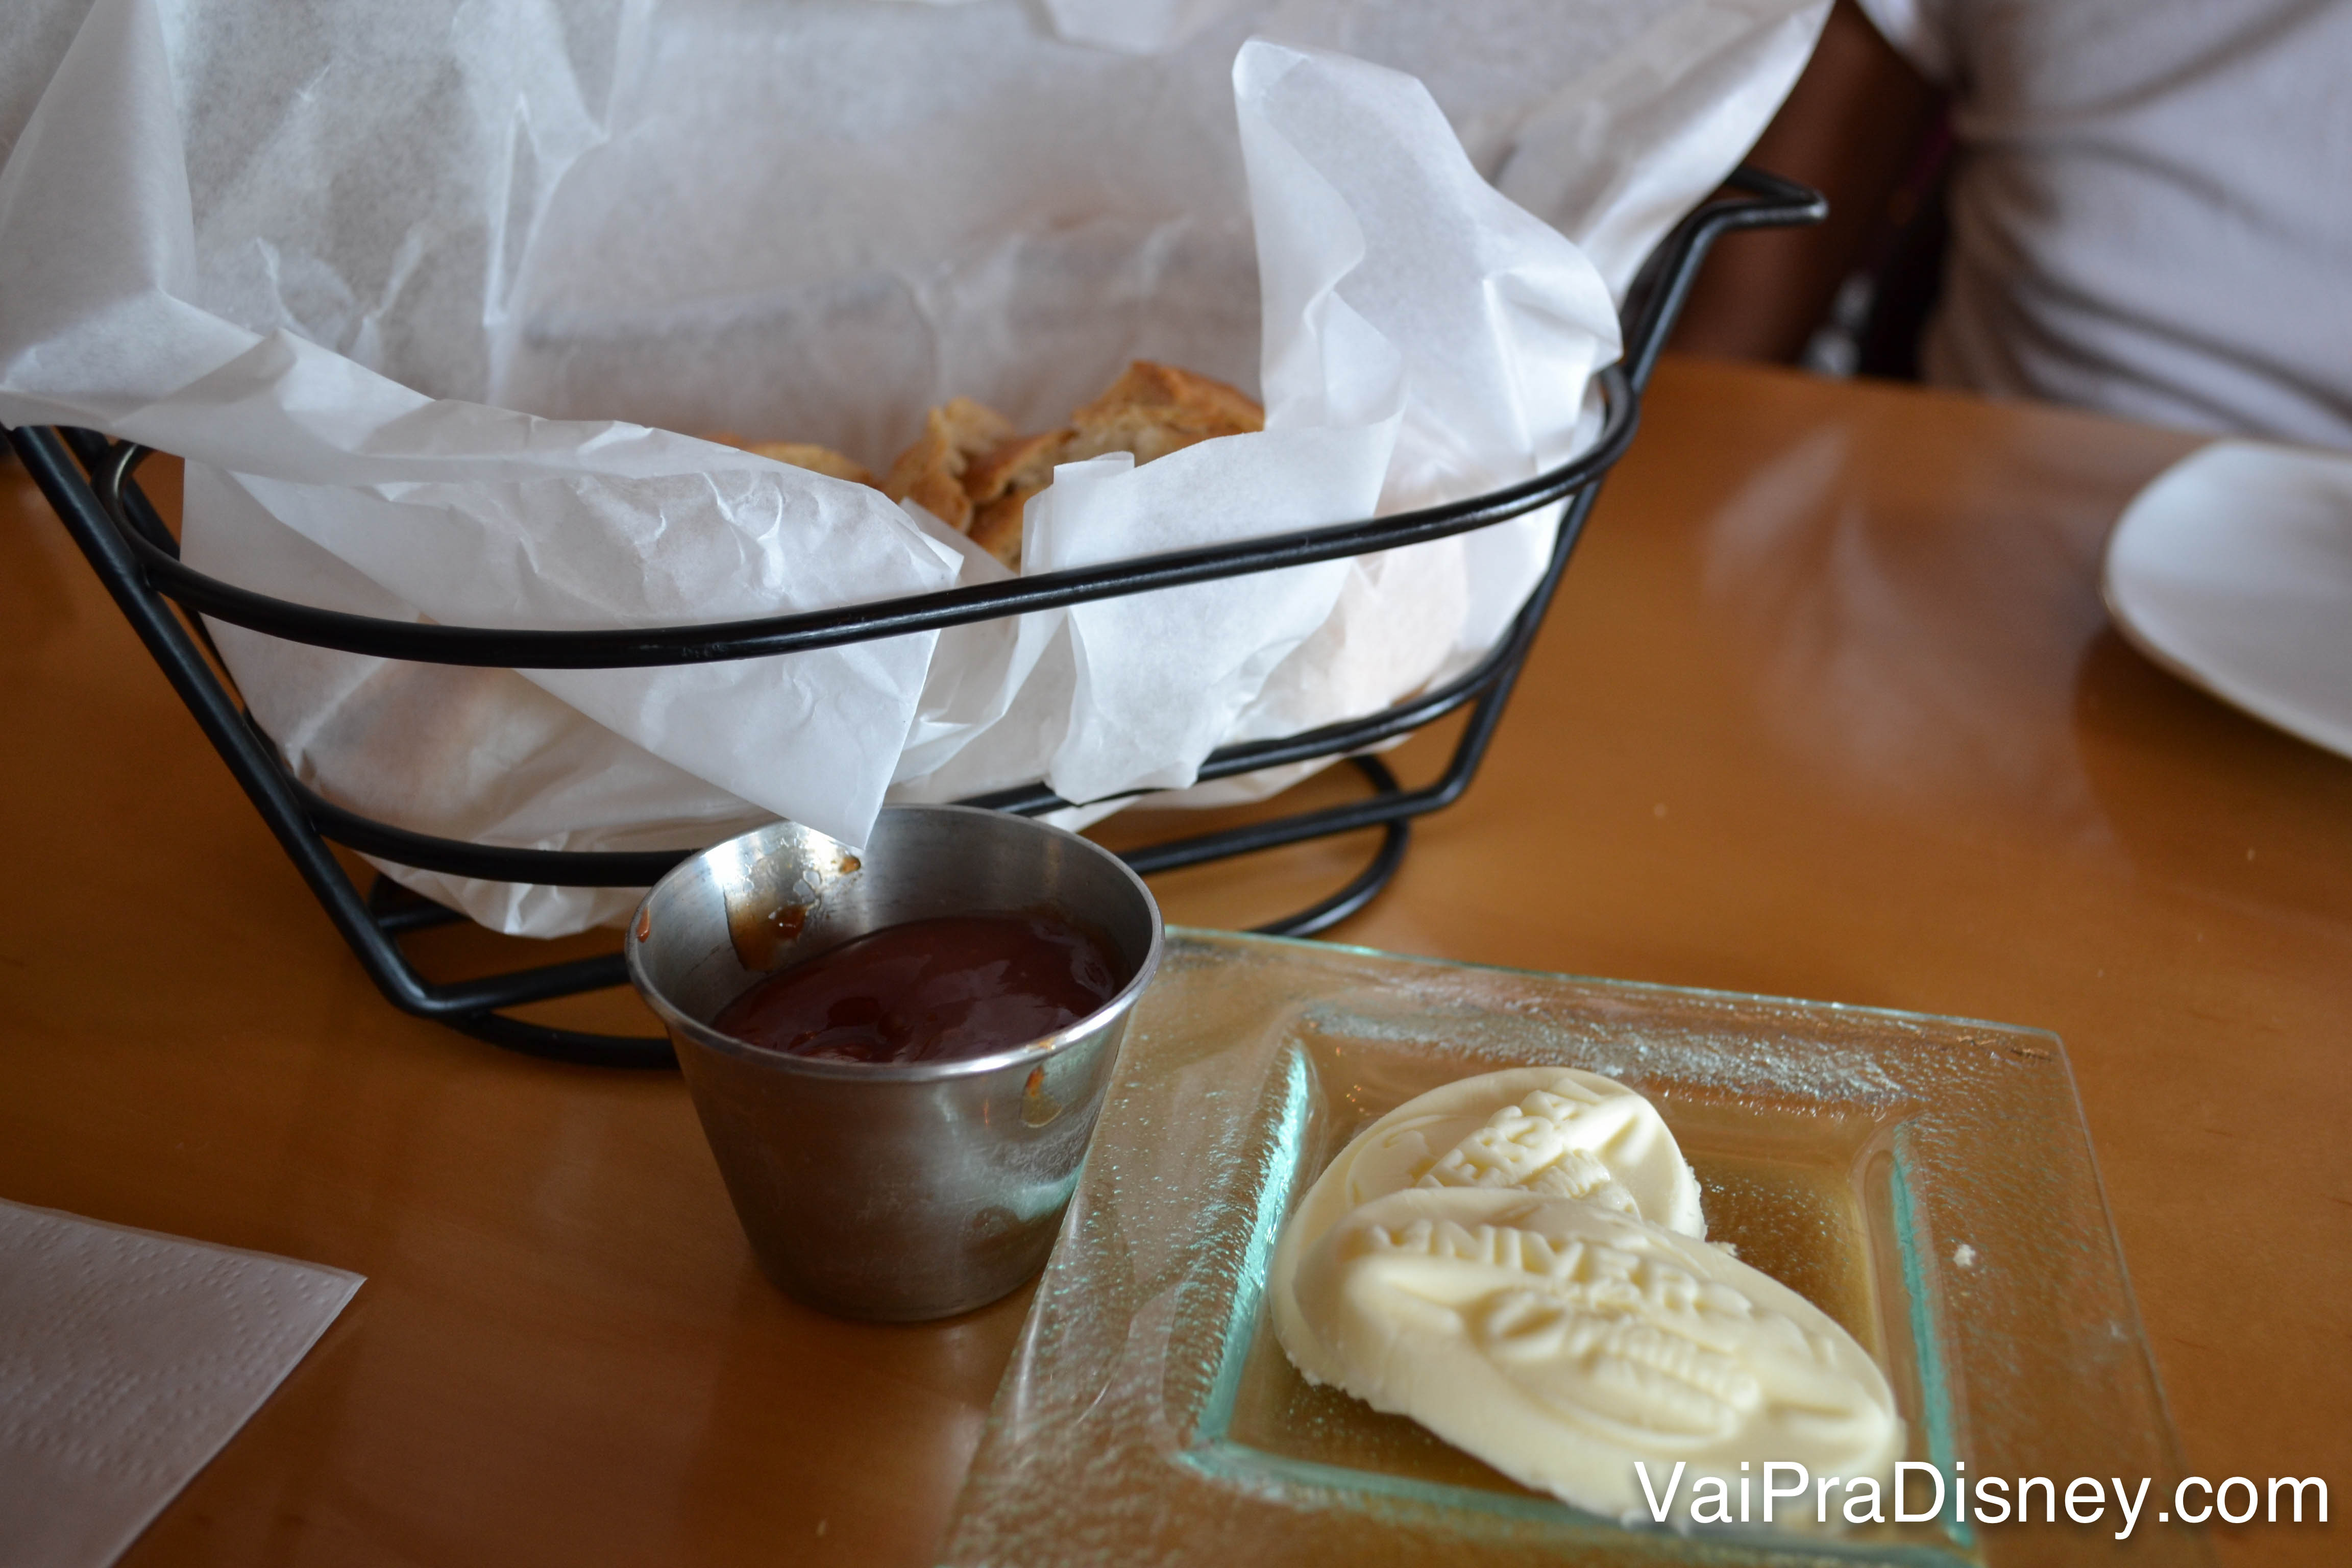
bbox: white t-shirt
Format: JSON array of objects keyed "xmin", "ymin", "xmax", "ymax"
[{"xmin": 1857, "ymin": 0, "xmax": 2352, "ymax": 449}]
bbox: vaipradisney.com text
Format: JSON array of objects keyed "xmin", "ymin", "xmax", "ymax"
[{"xmin": 1633, "ymin": 1462, "xmax": 2328, "ymax": 1538}]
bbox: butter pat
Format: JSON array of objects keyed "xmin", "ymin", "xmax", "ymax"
[
  {"xmin": 1268, "ymin": 1068, "xmax": 1704, "ymax": 1387},
  {"xmin": 1292, "ymin": 1187, "xmax": 1904, "ymax": 1525}
]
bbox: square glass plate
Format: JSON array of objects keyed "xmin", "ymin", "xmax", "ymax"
[{"xmin": 941, "ymin": 933, "xmax": 2208, "ymax": 1567}]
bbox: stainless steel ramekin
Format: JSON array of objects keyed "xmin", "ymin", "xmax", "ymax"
[{"xmin": 626, "ymin": 806, "xmax": 1162, "ymax": 1321}]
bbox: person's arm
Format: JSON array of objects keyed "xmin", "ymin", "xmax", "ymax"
[{"xmin": 1670, "ymin": 0, "xmax": 1943, "ymax": 363}]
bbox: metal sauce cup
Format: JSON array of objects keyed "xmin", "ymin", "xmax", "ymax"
[{"xmin": 625, "ymin": 805, "xmax": 1163, "ymax": 1321}]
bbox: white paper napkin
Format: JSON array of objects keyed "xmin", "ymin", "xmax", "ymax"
[{"xmin": 0, "ymin": 1199, "xmax": 362, "ymax": 1568}]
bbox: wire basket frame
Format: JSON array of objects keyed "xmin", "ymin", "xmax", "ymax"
[{"xmin": 6, "ymin": 169, "xmax": 1822, "ymax": 1068}]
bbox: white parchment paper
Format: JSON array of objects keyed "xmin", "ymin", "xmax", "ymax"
[{"xmin": 0, "ymin": 0, "xmax": 1825, "ymax": 934}]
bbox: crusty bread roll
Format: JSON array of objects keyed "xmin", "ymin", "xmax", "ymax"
[
  {"xmin": 742, "ymin": 440, "xmax": 875, "ymax": 487},
  {"xmin": 962, "ymin": 428, "xmax": 1068, "ymax": 568},
  {"xmin": 889, "ymin": 362, "xmax": 1263, "ymax": 570},
  {"xmin": 1066, "ymin": 360, "xmax": 1265, "ymax": 464},
  {"xmin": 704, "ymin": 432, "xmax": 879, "ymax": 489},
  {"xmin": 880, "ymin": 397, "xmax": 1016, "ymax": 532},
  {"xmin": 706, "ymin": 362, "xmax": 1263, "ymax": 571}
]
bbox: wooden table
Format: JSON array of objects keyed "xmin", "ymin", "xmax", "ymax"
[{"xmin": 4, "ymin": 359, "xmax": 2344, "ymax": 1566}]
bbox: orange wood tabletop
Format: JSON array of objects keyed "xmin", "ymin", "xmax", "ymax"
[{"xmin": 3, "ymin": 357, "xmax": 2344, "ymax": 1566}]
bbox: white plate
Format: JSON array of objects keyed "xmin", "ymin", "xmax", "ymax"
[{"xmin": 2103, "ymin": 439, "xmax": 2352, "ymax": 760}]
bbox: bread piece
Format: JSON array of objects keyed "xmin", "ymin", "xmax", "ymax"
[
  {"xmin": 743, "ymin": 440, "xmax": 875, "ymax": 487},
  {"xmin": 1064, "ymin": 361, "xmax": 1263, "ymax": 464},
  {"xmin": 975, "ymin": 362, "xmax": 1262, "ymax": 569},
  {"xmin": 964, "ymin": 428, "xmax": 1074, "ymax": 568},
  {"xmin": 703, "ymin": 432, "xmax": 879, "ymax": 489},
  {"xmin": 881, "ymin": 397, "xmax": 1017, "ymax": 531},
  {"xmin": 882, "ymin": 364, "xmax": 1266, "ymax": 572}
]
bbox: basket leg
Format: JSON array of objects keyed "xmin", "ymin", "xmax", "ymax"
[
  {"xmin": 11, "ymin": 425, "xmax": 679, "ymax": 1068},
  {"xmin": 1246, "ymin": 758, "xmax": 1412, "ymax": 938}
]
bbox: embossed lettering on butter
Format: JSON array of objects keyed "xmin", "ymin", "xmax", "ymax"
[
  {"xmin": 1267, "ymin": 1067, "xmax": 1704, "ymax": 1387},
  {"xmin": 1293, "ymin": 1188, "xmax": 1904, "ymax": 1525}
]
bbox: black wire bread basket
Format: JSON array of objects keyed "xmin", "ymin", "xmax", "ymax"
[{"xmin": 6, "ymin": 168, "xmax": 1821, "ymax": 1068}]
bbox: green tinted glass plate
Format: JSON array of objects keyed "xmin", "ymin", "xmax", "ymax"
[{"xmin": 941, "ymin": 932, "xmax": 2207, "ymax": 1567}]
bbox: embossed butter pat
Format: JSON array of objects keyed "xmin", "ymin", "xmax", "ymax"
[
  {"xmin": 1268, "ymin": 1067, "xmax": 1704, "ymax": 1386},
  {"xmin": 1292, "ymin": 1187, "xmax": 1904, "ymax": 1525}
]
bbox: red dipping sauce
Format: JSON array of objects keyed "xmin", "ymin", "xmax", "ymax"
[{"xmin": 713, "ymin": 912, "xmax": 1122, "ymax": 1066}]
